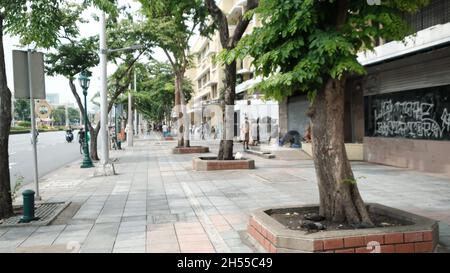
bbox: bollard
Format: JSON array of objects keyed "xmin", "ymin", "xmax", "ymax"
[{"xmin": 20, "ymin": 189, "xmax": 38, "ymax": 223}]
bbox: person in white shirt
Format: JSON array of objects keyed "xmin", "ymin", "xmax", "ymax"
[
  {"xmin": 241, "ymin": 117, "xmax": 250, "ymax": 150},
  {"xmin": 162, "ymin": 123, "xmax": 169, "ymax": 137}
]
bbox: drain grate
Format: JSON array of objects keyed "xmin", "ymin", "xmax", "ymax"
[{"xmin": 0, "ymin": 202, "xmax": 70, "ymax": 228}]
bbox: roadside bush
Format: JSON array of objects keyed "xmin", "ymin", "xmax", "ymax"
[{"xmin": 17, "ymin": 121, "xmax": 31, "ymax": 127}]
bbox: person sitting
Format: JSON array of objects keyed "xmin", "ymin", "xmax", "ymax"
[
  {"xmin": 304, "ymin": 124, "xmax": 312, "ymax": 143},
  {"xmin": 279, "ymin": 130, "xmax": 301, "ymax": 148}
]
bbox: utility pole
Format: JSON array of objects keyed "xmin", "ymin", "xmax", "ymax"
[
  {"xmin": 65, "ymin": 103, "xmax": 69, "ymax": 128},
  {"xmin": 28, "ymin": 50, "xmax": 40, "ymax": 200},
  {"xmin": 127, "ymin": 69, "xmax": 135, "ymax": 147},
  {"xmin": 100, "ymin": 11, "xmax": 109, "ymax": 165},
  {"xmin": 11, "ymin": 95, "xmax": 15, "ymax": 127}
]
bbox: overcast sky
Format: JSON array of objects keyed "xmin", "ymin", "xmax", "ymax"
[{"xmin": 4, "ymin": 0, "xmax": 169, "ymax": 111}]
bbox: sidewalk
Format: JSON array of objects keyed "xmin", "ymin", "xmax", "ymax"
[{"xmin": 1, "ymin": 132, "xmax": 449, "ymax": 253}]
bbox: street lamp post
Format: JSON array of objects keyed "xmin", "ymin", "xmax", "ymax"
[
  {"xmin": 99, "ymin": 10, "xmax": 143, "ymax": 168},
  {"xmin": 79, "ymin": 70, "xmax": 94, "ymax": 168}
]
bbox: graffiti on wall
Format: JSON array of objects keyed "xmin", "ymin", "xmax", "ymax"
[
  {"xmin": 365, "ymin": 85, "xmax": 450, "ymax": 140},
  {"xmin": 374, "ymin": 100, "xmax": 450, "ymax": 138}
]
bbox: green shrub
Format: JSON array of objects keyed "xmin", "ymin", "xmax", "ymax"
[{"xmin": 17, "ymin": 121, "xmax": 31, "ymax": 127}]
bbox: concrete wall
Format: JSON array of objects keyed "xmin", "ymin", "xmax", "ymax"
[{"xmin": 364, "ymin": 137, "xmax": 450, "ymax": 176}]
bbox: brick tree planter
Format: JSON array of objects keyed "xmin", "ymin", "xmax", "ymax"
[
  {"xmin": 248, "ymin": 203, "xmax": 439, "ymax": 253},
  {"xmin": 193, "ymin": 156, "xmax": 255, "ymax": 171},
  {"xmin": 163, "ymin": 136, "xmax": 174, "ymax": 141},
  {"xmin": 172, "ymin": 146, "xmax": 209, "ymax": 154}
]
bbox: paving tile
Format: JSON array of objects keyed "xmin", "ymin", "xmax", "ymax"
[
  {"xmin": 4, "ymin": 133, "xmax": 450, "ymax": 253},
  {"xmin": 113, "ymin": 246, "xmax": 146, "ymax": 253},
  {"xmin": 20, "ymin": 229, "xmax": 63, "ymax": 247},
  {"xmin": 146, "ymin": 242, "xmax": 180, "ymax": 253},
  {"xmin": 81, "ymin": 223, "xmax": 119, "ymax": 251}
]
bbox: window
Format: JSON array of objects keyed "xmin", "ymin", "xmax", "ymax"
[{"xmin": 212, "ymin": 84, "xmax": 218, "ymax": 98}]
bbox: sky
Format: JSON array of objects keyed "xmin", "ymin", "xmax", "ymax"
[{"xmin": 4, "ymin": 0, "xmax": 169, "ymax": 111}]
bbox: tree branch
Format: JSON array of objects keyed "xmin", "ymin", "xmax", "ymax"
[
  {"xmin": 69, "ymin": 79, "xmax": 93, "ymax": 130},
  {"xmin": 204, "ymin": 0, "xmax": 230, "ymax": 48},
  {"xmin": 335, "ymin": 0, "xmax": 349, "ymax": 30},
  {"xmin": 230, "ymin": 0, "xmax": 259, "ymax": 47},
  {"xmin": 163, "ymin": 48, "xmax": 176, "ymax": 69}
]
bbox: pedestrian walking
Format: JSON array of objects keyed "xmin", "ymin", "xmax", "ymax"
[{"xmin": 241, "ymin": 117, "xmax": 250, "ymax": 150}]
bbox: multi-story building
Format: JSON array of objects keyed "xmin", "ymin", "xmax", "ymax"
[
  {"xmin": 46, "ymin": 93, "xmax": 60, "ymax": 106},
  {"xmin": 334, "ymin": 0, "xmax": 450, "ymax": 176},
  {"xmin": 187, "ymin": 0, "xmax": 279, "ymax": 142}
]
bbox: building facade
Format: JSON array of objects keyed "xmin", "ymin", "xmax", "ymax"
[
  {"xmin": 355, "ymin": 0, "xmax": 450, "ymax": 175},
  {"xmin": 187, "ymin": 0, "xmax": 279, "ymax": 142}
]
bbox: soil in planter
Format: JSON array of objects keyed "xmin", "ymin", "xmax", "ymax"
[
  {"xmin": 268, "ymin": 207, "xmax": 413, "ymax": 233},
  {"xmin": 199, "ymin": 156, "xmax": 249, "ymax": 161}
]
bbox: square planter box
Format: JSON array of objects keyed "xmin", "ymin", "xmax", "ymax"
[
  {"xmin": 163, "ymin": 136, "xmax": 175, "ymax": 141},
  {"xmin": 172, "ymin": 146, "xmax": 209, "ymax": 154},
  {"xmin": 248, "ymin": 203, "xmax": 439, "ymax": 253},
  {"xmin": 193, "ymin": 156, "xmax": 255, "ymax": 171}
]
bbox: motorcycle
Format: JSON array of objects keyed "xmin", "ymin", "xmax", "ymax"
[{"xmin": 66, "ymin": 131, "xmax": 74, "ymax": 143}]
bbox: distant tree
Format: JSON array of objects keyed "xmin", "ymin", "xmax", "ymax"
[
  {"xmin": 224, "ymin": 0, "xmax": 429, "ymax": 225},
  {"xmin": 139, "ymin": 0, "xmax": 211, "ymax": 147},
  {"xmin": 52, "ymin": 106, "xmax": 66, "ymax": 126},
  {"xmin": 133, "ymin": 61, "xmax": 192, "ymax": 123},
  {"xmin": 46, "ymin": 36, "xmax": 101, "ymax": 159},
  {"xmin": 68, "ymin": 107, "xmax": 80, "ymax": 125},
  {"xmin": 14, "ymin": 99, "xmax": 31, "ymax": 122},
  {"xmin": 46, "ymin": 12, "xmax": 150, "ymax": 160}
]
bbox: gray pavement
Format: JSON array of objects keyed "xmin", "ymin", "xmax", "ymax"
[{"xmin": 1, "ymin": 131, "xmax": 449, "ymax": 253}]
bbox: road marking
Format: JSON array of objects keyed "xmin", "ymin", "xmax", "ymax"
[
  {"xmin": 9, "ymin": 162, "xmax": 17, "ymax": 169},
  {"xmin": 181, "ymin": 182, "xmax": 231, "ymax": 253}
]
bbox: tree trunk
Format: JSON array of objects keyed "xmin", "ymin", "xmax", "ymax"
[
  {"xmin": 175, "ymin": 72, "xmax": 190, "ymax": 147},
  {"xmin": 69, "ymin": 80, "xmax": 99, "ymax": 160},
  {"xmin": 90, "ymin": 124, "xmax": 100, "ymax": 161},
  {"xmin": 309, "ymin": 77, "xmax": 372, "ymax": 225},
  {"xmin": 217, "ymin": 62, "xmax": 236, "ymax": 160},
  {"xmin": 0, "ymin": 17, "xmax": 14, "ymax": 219}
]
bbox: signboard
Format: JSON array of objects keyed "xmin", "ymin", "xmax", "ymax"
[
  {"xmin": 12, "ymin": 50, "xmax": 46, "ymax": 99},
  {"xmin": 35, "ymin": 100, "xmax": 52, "ymax": 119}
]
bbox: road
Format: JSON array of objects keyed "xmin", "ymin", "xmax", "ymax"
[{"xmin": 8, "ymin": 130, "xmax": 82, "ymax": 189}]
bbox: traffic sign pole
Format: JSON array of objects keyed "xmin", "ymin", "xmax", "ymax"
[{"xmin": 28, "ymin": 49, "xmax": 40, "ymax": 200}]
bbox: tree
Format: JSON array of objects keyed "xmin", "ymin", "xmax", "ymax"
[
  {"xmin": 224, "ymin": 0, "xmax": 429, "ymax": 225},
  {"xmin": 133, "ymin": 60, "xmax": 192, "ymax": 123},
  {"xmin": 203, "ymin": 0, "xmax": 259, "ymax": 160},
  {"xmin": 14, "ymin": 99, "xmax": 31, "ymax": 121},
  {"xmin": 139, "ymin": 0, "xmax": 211, "ymax": 147},
  {"xmin": 46, "ymin": 12, "xmax": 149, "ymax": 160},
  {"xmin": 68, "ymin": 107, "xmax": 80, "ymax": 124},
  {"xmin": 46, "ymin": 37, "xmax": 101, "ymax": 159},
  {"xmin": 52, "ymin": 106, "xmax": 66, "ymax": 126},
  {"xmin": 0, "ymin": 0, "xmax": 70, "ymax": 219}
]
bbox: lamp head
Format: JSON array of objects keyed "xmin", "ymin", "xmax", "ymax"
[{"xmin": 78, "ymin": 70, "xmax": 91, "ymax": 93}]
